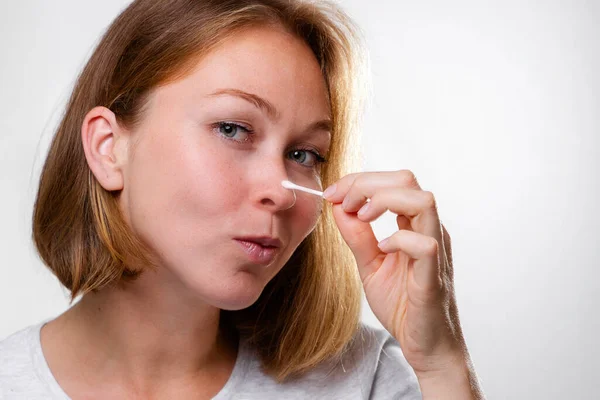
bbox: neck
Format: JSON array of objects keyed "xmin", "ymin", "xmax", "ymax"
[{"xmin": 43, "ymin": 267, "xmax": 238, "ymax": 393}]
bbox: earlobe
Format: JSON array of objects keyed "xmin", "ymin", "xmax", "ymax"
[{"xmin": 81, "ymin": 106, "xmax": 126, "ymax": 191}]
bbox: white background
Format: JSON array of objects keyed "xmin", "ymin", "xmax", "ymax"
[{"xmin": 1, "ymin": 1, "xmax": 598, "ymax": 398}]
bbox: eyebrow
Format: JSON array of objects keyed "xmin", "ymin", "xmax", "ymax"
[{"xmin": 207, "ymin": 88, "xmax": 332, "ymax": 138}]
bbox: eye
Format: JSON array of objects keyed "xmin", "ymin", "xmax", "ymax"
[
  {"xmin": 212, "ymin": 121, "xmax": 328, "ymax": 168},
  {"xmin": 288, "ymin": 148, "xmax": 328, "ymax": 168},
  {"xmin": 212, "ymin": 121, "xmax": 253, "ymax": 142}
]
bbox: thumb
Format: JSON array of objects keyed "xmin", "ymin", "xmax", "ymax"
[{"xmin": 331, "ymin": 203, "xmax": 382, "ymax": 281}]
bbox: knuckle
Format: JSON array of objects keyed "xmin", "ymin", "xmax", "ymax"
[
  {"xmin": 424, "ymin": 237, "xmax": 439, "ymax": 256},
  {"xmin": 398, "ymin": 169, "xmax": 419, "ymax": 187},
  {"xmin": 369, "ymin": 191, "xmax": 381, "ymax": 205},
  {"xmin": 397, "ymin": 169, "xmax": 418, "ymax": 187},
  {"xmin": 422, "ymin": 191, "xmax": 437, "ymax": 210}
]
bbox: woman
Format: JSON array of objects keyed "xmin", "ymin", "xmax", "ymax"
[{"xmin": 0, "ymin": 0, "xmax": 484, "ymax": 398}]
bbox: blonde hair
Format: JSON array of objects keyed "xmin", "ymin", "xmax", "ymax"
[{"xmin": 33, "ymin": 0, "xmax": 368, "ymax": 381}]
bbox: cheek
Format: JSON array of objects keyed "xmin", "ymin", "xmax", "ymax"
[
  {"xmin": 160, "ymin": 129, "xmax": 241, "ymax": 212},
  {"xmin": 124, "ymin": 128, "xmax": 238, "ymax": 241},
  {"xmin": 294, "ymin": 194, "xmax": 323, "ymax": 234}
]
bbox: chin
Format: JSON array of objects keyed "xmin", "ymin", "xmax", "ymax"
[
  {"xmin": 195, "ymin": 270, "xmax": 268, "ymax": 311},
  {"xmin": 211, "ymin": 290, "xmax": 263, "ymax": 311}
]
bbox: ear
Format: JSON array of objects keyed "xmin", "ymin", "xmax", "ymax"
[{"xmin": 81, "ymin": 106, "xmax": 127, "ymax": 191}]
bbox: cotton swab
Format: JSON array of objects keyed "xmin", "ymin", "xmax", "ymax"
[{"xmin": 281, "ymin": 180, "xmax": 324, "ymax": 197}]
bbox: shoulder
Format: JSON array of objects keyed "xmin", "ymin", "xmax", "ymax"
[
  {"xmin": 0, "ymin": 323, "xmax": 40, "ymax": 371},
  {"xmin": 338, "ymin": 322, "xmax": 422, "ymax": 399},
  {"xmin": 236, "ymin": 322, "xmax": 422, "ymax": 399},
  {"xmin": 0, "ymin": 321, "xmax": 52, "ymax": 398},
  {"xmin": 353, "ymin": 323, "xmax": 422, "ymax": 399},
  {"xmin": 347, "ymin": 321, "xmax": 400, "ymax": 357}
]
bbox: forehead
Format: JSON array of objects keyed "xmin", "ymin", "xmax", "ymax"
[{"xmin": 154, "ymin": 25, "xmax": 331, "ymax": 118}]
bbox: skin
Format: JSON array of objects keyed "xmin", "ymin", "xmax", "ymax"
[
  {"xmin": 325, "ymin": 172, "xmax": 485, "ymax": 399},
  {"xmin": 41, "ymin": 23, "xmax": 484, "ymax": 400},
  {"xmin": 42, "ymin": 25, "xmax": 330, "ymax": 399}
]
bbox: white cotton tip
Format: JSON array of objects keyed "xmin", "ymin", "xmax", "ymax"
[
  {"xmin": 281, "ymin": 180, "xmax": 296, "ymax": 190},
  {"xmin": 281, "ymin": 180, "xmax": 324, "ymax": 197}
]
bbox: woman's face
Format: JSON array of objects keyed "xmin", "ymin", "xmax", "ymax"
[{"xmin": 119, "ymin": 25, "xmax": 331, "ymax": 310}]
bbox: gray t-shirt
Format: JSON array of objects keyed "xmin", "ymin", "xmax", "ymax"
[{"xmin": 0, "ymin": 320, "xmax": 422, "ymax": 399}]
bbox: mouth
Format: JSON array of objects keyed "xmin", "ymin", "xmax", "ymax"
[
  {"xmin": 234, "ymin": 238, "xmax": 281, "ymax": 265},
  {"xmin": 234, "ymin": 236, "xmax": 282, "ymax": 248}
]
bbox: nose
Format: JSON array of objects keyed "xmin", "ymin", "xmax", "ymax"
[{"xmin": 251, "ymin": 160, "xmax": 297, "ymax": 212}]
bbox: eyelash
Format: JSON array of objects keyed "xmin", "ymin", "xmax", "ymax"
[{"xmin": 211, "ymin": 121, "xmax": 328, "ymax": 167}]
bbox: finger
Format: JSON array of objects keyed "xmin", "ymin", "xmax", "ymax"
[
  {"xmin": 377, "ymin": 229, "xmax": 442, "ymax": 293},
  {"xmin": 356, "ymin": 187, "xmax": 442, "ymax": 240},
  {"xmin": 356, "ymin": 187, "xmax": 423, "ymax": 222},
  {"xmin": 331, "ymin": 203, "xmax": 382, "ymax": 281},
  {"xmin": 323, "ymin": 170, "xmax": 423, "ymax": 207},
  {"xmin": 397, "ymin": 214, "xmax": 411, "ymax": 231},
  {"xmin": 343, "ymin": 170, "xmax": 424, "ymax": 213}
]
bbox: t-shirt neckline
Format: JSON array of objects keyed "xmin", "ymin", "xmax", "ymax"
[{"xmin": 28, "ymin": 319, "xmax": 249, "ymax": 400}]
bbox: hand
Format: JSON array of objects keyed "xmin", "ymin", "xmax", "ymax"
[{"xmin": 323, "ymin": 170, "xmax": 466, "ymax": 375}]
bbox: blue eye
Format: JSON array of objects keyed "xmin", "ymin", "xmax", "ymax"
[
  {"xmin": 288, "ymin": 149, "xmax": 327, "ymax": 168},
  {"xmin": 212, "ymin": 121, "xmax": 328, "ymax": 168},
  {"xmin": 214, "ymin": 121, "xmax": 252, "ymax": 142}
]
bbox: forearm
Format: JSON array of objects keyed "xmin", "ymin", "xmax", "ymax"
[{"xmin": 415, "ymin": 353, "xmax": 485, "ymax": 400}]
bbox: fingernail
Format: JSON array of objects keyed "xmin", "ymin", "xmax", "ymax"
[
  {"xmin": 342, "ymin": 196, "xmax": 350, "ymax": 210},
  {"xmin": 323, "ymin": 184, "xmax": 337, "ymax": 199},
  {"xmin": 357, "ymin": 202, "xmax": 370, "ymax": 217},
  {"xmin": 377, "ymin": 238, "xmax": 389, "ymax": 249}
]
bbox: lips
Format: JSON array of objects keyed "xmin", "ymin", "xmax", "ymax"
[
  {"xmin": 235, "ymin": 236, "xmax": 282, "ymax": 248},
  {"xmin": 234, "ymin": 239, "xmax": 281, "ymax": 265}
]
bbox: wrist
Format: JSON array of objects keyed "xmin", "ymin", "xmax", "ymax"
[{"xmin": 415, "ymin": 353, "xmax": 485, "ymax": 400}]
